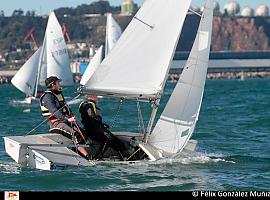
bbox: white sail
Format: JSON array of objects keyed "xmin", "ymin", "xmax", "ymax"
[
  {"xmin": 82, "ymin": 0, "xmax": 191, "ymax": 99},
  {"xmin": 38, "ymin": 40, "xmax": 48, "ymax": 87},
  {"xmin": 80, "ymin": 45, "xmax": 103, "ymax": 86},
  {"xmin": 149, "ymin": 0, "xmax": 214, "ymax": 154},
  {"xmin": 11, "ymin": 48, "xmax": 42, "ymax": 97},
  {"xmin": 105, "ymin": 13, "xmax": 122, "ymax": 57},
  {"xmin": 45, "ymin": 12, "xmax": 73, "ymax": 86}
]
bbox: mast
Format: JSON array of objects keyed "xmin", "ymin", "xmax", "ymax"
[
  {"xmin": 105, "ymin": 14, "xmax": 109, "ymax": 57},
  {"xmin": 34, "ymin": 35, "xmax": 46, "ymax": 97},
  {"xmin": 143, "ymin": 97, "xmax": 160, "ymax": 143}
]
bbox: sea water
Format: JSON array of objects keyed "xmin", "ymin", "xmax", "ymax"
[{"xmin": 0, "ymin": 79, "xmax": 270, "ymax": 191}]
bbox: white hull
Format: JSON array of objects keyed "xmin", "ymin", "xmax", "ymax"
[
  {"xmin": 24, "ymin": 96, "xmax": 40, "ymax": 104},
  {"xmin": 3, "ymin": 132, "xmax": 197, "ymax": 170},
  {"xmin": 3, "ymin": 134, "xmax": 93, "ymax": 170}
]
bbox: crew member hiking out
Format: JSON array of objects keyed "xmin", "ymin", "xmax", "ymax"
[
  {"xmin": 79, "ymin": 95, "xmax": 129, "ymax": 160},
  {"xmin": 40, "ymin": 76, "xmax": 92, "ymax": 160}
]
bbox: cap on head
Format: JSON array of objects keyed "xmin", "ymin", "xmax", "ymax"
[
  {"xmin": 86, "ymin": 94, "xmax": 98, "ymax": 102},
  {"xmin": 45, "ymin": 76, "xmax": 62, "ymax": 88}
]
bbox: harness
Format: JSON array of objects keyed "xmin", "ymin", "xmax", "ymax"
[{"xmin": 40, "ymin": 90, "xmax": 70, "ymax": 123}]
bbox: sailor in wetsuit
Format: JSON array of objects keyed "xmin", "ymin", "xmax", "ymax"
[{"xmin": 79, "ymin": 95, "xmax": 129, "ymax": 160}]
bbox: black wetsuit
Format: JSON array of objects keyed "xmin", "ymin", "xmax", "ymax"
[{"xmin": 79, "ymin": 100, "xmax": 128, "ymax": 158}]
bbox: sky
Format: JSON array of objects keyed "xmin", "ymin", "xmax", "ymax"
[{"xmin": 1, "ymin": 0, "xmax": 270, "ymax": 16}]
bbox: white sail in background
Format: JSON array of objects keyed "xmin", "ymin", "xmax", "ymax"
[
  {"xmin": 149, "ymin": 0, "xmax": 214, "ymax": 154},
  {"xmin": 80, "ymin": 46, "xmax": 103, "ymax": 86},
  {"xmin": 38, "ymin": 38, "xmax": 48, "ymax": 87},
  {"xmin": 105, "ymin": 13, "xmax": 122, "ymax": 57},
  {"xmin": 81, "ymin": 14, "xmax": 121, "ymax": 86},
  {"xmin": 11, "ymin": 48, "xmax": 42, "ymax": 97},
  {"xmin": 82, "ymin": 0, "xmax": 191, "ymax": 99},
  {"xmin": 45, "ymin": 12, "xmax": 73, "ymax": 86},
  {"xmin": 12, "ymin": 11, "xmax": 73, "ymax": 99}
]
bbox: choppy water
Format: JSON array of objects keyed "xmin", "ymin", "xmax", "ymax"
[{"xmin": 0, "ymin": 79, "xmax": 270, "ymax": 191}]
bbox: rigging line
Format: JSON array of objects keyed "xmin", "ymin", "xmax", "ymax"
[
  {"xmin": 110, "ymin": 98, "xmax": 124, "ymax": 130},
  {"xmin": 25, "ymin": 94, "xmax": 81, "ymax": 136},
  {"xmin": 136, "ymin": 100, "xmax": 145, "ymax": 134},
  {"xmin": 134, "ymin": 16, "xmax": 154, "ymax": 29},
  {"xmin": 126, "ymin": 148, "xmax": 140, "ymax": 161}
]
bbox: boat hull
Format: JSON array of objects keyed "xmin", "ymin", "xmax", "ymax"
[{"xmin": 3, "ymin": 132, "xmax": 197, "ymax": 170}]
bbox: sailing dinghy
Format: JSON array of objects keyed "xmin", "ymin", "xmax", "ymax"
[
  {"xmin": 11, "ymin": 11, "xmax": 73, "ymax": 104},
  {"xmin": 3, "ymin": 0, "xmax": 214, "ymax": 170}
]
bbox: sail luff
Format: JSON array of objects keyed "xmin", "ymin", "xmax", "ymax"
[
  {"xmin": 34, "ymin": 36, "xmax": 46, "ymax": 97},
  {"xmin": 105, "ymin": 14, "xmax": 109, "ymax": 57},
  {"xmin": 149, "ymin": 0, "xmax": 214, "ymax": 154}
]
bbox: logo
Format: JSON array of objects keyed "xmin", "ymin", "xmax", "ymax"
[
  {"xmin": 5, "ymin": 191, "xmax": 19, "ymax": 200},
  {"xmin": 33, "ymin": 155, "xmax": 45, "ymax": 165}
]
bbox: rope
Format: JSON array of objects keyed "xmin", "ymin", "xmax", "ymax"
[
  {"xmin": 25, "ymin": 94, "xmax": 81, "ymax": 135},
  {"xmin": 110, "ymin": 99, "xmax": 124, "ymax": 130},
  {"xmin": 70, "ymin": 116, "xmax": 87, "ymax": 143},
  {"xmin": 137, "ymin": 100, "xmax": 145, "ymax": 134}
]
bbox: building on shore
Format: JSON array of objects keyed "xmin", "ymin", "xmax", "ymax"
[{"xmin": 121, "ymin": 0, "xmax": 135, "ymax": 15}]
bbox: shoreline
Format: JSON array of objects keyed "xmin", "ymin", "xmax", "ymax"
[
  {"xmin": 1, "ymin": 71, "xmax": 270, "ymax": 85},
  {"xmin": 168, "ymin": 71, "xmax": 270, "ymax": 82}
]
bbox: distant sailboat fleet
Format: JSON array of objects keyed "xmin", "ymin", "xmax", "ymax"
[
  {"xmin": 11, "ymin": 11, "xmax": 122, "ymax": 103},
  {"xmin": 11, "ymin": 12, "xmax": 73, "ymax": 104},
  {"xmin": 4, "ymin": 0, "xmax": 214, "ymax": 170}
]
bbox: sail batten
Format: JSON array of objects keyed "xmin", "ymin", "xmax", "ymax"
[
  {"xmin": 149, "ymin": 0, "xmax": 214, "ymax": 154},
  {"xmin": 82, "ymin": 0, "xmax": 192, "ymax": 98}
]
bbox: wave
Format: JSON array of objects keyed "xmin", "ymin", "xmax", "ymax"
[
  {"xmin": 153, "ymin": 152, "xmax": 236, "ymax": 165},
  {"xmin": 0, "ymin": 161, "xmax": 22, "ymax": 174}
]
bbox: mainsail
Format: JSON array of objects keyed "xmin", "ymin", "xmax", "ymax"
[
  {"xmin": 105, "ymin": 13, "xmax": 122, "ymax": 57},
  {"xmin": 82, "ymin": 0, "xmax": 192, "ymax": 99},
  {"xmin": 45, "ymin": 12, "xmax": 73, "ymax": 86},
  {"xmin": 149, "ymin": 0, "xmax": 214, "ymax": 154}
]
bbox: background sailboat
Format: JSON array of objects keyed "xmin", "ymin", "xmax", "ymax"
[
  {"xmin": 80, "ymin": 13, "xmax": 122, "ymax": 86},
  {"xmin": 105, "ymin": 13, "xmax": 123, "ymax": 57},
  {"xmin": 11, "ymin": 11, "xmax": 73, "ymax": 104}
]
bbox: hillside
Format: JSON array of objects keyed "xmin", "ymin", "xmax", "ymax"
[{"xmin": 0, "ymin": 14, "xmax": 269, "ymax": 54}]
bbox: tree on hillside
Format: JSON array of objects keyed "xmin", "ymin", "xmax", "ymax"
[
  {"xmin": 25, "ymin": 10, "xmax": 36, "ymax": 17},
  {"xmin": 55, "ymin": 0, "xmax": 120, "ymax": 16},
  {"xmin": 0, "ymin": 10, "xmax": 4, "ymax": 17},
  {"xmin": 12, "ymin": 9, "xmax": 24, "ymax": 17}
]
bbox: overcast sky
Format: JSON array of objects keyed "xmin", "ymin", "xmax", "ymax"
[{"xmin": 1, "ymin": 0, "xmax": 270, "ymax": 16}]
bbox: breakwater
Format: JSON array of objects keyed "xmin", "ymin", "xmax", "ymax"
[
  {"xmin": 168, "ymin": 71, "xmax": 270, "ymax": 82},
  {"xmin": 1, "ymin": 70, "xmax": 270, "ymax": 85}
]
